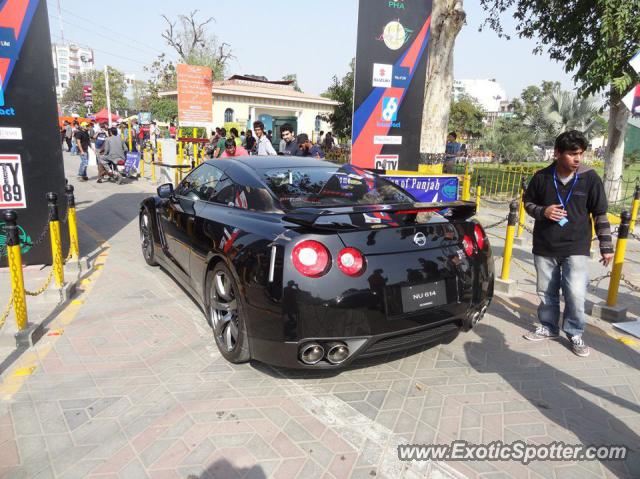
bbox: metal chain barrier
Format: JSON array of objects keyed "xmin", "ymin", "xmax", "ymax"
[
  {"xmin": 482, "ymin": 216, "xmax": 509, "ymax": 230},
  {"xmin": 620, "ymin": 274, "xmax": 640, "ymax": 293},
  {"xmin": 481, "ymin": 197, "xmax": 519, "ymax": 207},
  {"xmin": 24, "ymin": 267, "xmax": 55, "ymax": 297},
  {"xmin": 0, "ymin": 296, "xmax": 13, "ymax": 331},
  {"xmin": 589, "ymin": 272, "xmax": 611, "ymax": 292},
  {"xmin": 22, "ymin": 210, "xmax": 53, "ymax": 249},
  {"xmin": 523, "ymin": 223, "xmax": 534, "ymax": 235}
]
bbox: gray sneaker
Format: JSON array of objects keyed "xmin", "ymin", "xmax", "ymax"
[
  {"xmin": 570, "ymin": 336, "xmax": 590, "ymax": 357},
  {"xmin": 523, "ymin": 325, "xmax": 560, "ymax": 341}
]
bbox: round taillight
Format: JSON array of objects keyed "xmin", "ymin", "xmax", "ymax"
[
  {"xmin": 337, "ymin": 247, "xmax": 365, "ymax": 276},
  {"xmin": 474, "ymin": 224, "xmax": 486, "ymax": 250},
  {"xmin": 462, "ymin": 235, "xmax": 474, "ymax": 257},
  {"xmin": 292, "ymin": 240, "xmax": 330, "ymax": 277},
  {"xmin": 117, "ymin": 160, "xmax": 125, "ymax": 166}
]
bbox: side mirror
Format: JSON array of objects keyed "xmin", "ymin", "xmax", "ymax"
[{"xmin": 157, "ymin": 183, "xmax": 174, "ymax": 199}]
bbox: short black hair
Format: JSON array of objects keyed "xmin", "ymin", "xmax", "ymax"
[
  {"xmin": 281, "ymin": 123, "xmax": 294, "ymax": 134},
  {"xmin": 448, "ymin": 132, "xmax": 457, "ymax": 140},
  {"xmin": 320, "ymin": 130, "xmax": 324, "ymax": 135},
  {"xmin": 253, "ymin": 121, "xmax": 265, "ymax": 130},
  {"xmin": 555, "ymin": 130, "xmax": 588, "ymax": 153},
  {"xmin": 220, "ymin": 127, "xmax": 227, "ymax": 136},
  {"xmin": 225, "ymin": 138, "xmax": 236, "ymax": 149},
  {"xmin": 230, "ymin": 127, "xmax": 239, "ymax": 137},
  {"xmin": 109, "ymin": 127, "xmax": 118, "ymax": 136}
]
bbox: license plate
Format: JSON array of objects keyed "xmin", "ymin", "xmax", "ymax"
[{"xmin": 401, "ymin": 281, "xmax": 447, "ymax": 313}]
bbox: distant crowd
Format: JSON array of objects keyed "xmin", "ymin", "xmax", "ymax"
[{"xmin": 204, "ymin": 121, "xmax": 337, "ymax": 160}]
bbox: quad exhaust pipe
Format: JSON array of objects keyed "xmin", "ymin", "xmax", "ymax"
[
  {"xmin": 299, "ymin": 342, "xmax": 324, "ymax": 365},
  {"xmin": 299, "ymin": 341, "xmax": 350, "ymax": 365}
]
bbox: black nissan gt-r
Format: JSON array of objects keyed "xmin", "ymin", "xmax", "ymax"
[{"xmin": 139, "ymin": 157, "xmax": 494, "ymax": 369}]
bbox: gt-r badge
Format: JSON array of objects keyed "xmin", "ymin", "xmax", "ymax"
[{"xmin": 413, "ymin": 232, "xmax": 427, "ymax": 247}]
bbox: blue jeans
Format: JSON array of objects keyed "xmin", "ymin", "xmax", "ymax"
[
  {"xmin": 534, "ymin": 255, "xmax": 588, "ymax": 338},
  {"xmin": 78, "ymin": 153, "xmax": 88, "ymax": 177},
  {"xmin": 70, "ymin": 141, "xmax": 78, "ymax": 155}
]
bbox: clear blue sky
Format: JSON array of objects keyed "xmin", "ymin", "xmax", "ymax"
[{"xmin": 47, "ymin": 0, "xmax": 575, "ymax": 99}]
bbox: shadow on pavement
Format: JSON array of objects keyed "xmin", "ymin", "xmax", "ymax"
[
  {"xmin": 187, "ymin": 460, "xmax": 266, "ymax": 479},
  {"xmin": 76, "ymin": 192, "xmax": 149, "ymax": 244},
  {"xmin": 464, "ymin": 322, "xmax": 640, "ymax": 478}
]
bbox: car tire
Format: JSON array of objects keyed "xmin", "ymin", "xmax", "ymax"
[
  {"xmin": 139, "ymin": 209, "xmax": 158, "ymax": 266},
  {"xmin": 206, "ymin": 263, "xmax": 251, "ymax": 363}
]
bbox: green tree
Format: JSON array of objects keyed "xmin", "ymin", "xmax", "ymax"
[
  {"xmin": 448, "ymin": 94, "xmax": 486, "ymax": 139},
  {"xmin": 282, "ymin": 74, "xmax": 302, "ymax": 92},
  {"xmin": 484, "ymin": 117, "xmax": 537, "ymax": 162},
  {"xmin": 150, "ymin": 98, "xmax": 178, "ymax": 123},
  {"xmin": 321, "ymin": 59, "xmax": 354, "ymax": 139},
  {"xmin": 60, "ymin": 67, "xmax": 128, "ymax": 116},
  {"xmin": 480, "ymin": 0, "xmax": 640, "ymax": 201}
]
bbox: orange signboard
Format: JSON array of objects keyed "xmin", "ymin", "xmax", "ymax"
[{"xmin": 177, "ymin": 64, "xmax": 213, "ymax": 127}]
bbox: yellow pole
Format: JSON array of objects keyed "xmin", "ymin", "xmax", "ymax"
[
  {"xmin": 607, "ymin": 211, "xmax": 631, "ymax": 307},
  {"xmin": 499, "ymin": 167, "xmax": 506, "ymax": 196},
  {"xmin": 140, "ymin": 150, "xmax": 145, "ymax": 178},
  {"xmin": 127, "ymin": 120, "xmax": 133, "ymax": 152},
  {"xmin": 475, "ymin": 176, "xmax": 482, "ymax": 213},
  {"xmin": 193, "ymin": 128, "xmax": 199, "ymax": 166},
  {"xmin": 500, "ymin": 202, "xmax": 519, "ymax": 281},
  {"xmin": 47, "ymin": 193, "xmax": 64, "ymax": 289},
  {"xmin": 151, "ymin": 157, "xmax": 156, "ymax": 184},
  {"xmin": 3, "ymin": 210, "xmax": 28, "ymax": 331},
  {"xmin": 517, "ymin": 178, "xmax": 527, "ymax": 238},
  {"xmin": 629, "ymin": 185, "xmax": 640, "ymax": 233},
  {"xmin": 65, "ymin": 185, "xmax": 80, "ymax": 259}
]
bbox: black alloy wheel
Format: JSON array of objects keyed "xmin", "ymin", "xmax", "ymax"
[
  {"xmin": 208, "ymin": 263, "xmax": 250, "ymax": 363},
  {"xmin": 139, "ymin": 210, "xmax": 158, "ymax": 266}
]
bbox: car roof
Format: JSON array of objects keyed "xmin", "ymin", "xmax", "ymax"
[{"xmin": 223, "ymin": 156, "xmax": 337, "ymax": 171}]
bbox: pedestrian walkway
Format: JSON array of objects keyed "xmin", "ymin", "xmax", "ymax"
[{"xmin": 0, "ymin": 153, "xmax": 638, "ymax": 478}]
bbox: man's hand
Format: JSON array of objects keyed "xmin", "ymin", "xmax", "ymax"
[
  {"xmin": 600, "ymin": 253, "xmax": 614, "ymax": 267},
  {"xmin": 544, "ymin": 204, "xmax": 567, "ymax": 221}
]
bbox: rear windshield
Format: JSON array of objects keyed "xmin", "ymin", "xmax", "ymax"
[{"xmin": 260, "ymin": 164, "xmax": 414, "ymax": 210}]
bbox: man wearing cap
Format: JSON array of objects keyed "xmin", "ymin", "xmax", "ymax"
[
  {"xmin": 74, "ymin": 122, "xmax": 91, "ymax": 181},
  {"xmin": 296, "ymin": 134, "xmax": 325, "ymax": 159}
]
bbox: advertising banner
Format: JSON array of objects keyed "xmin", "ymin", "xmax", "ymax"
[
  {"xmin": 0, "ymin": 0, "xmax": 69, "ymax": 266},
  {"xmin": 383, "ymin": 174, "xmax": 459, "ymax": 203},
  {"xmin": 177, "ymin": 64, "xmax": 213, "ymax": 127},
  {"xmin": 123, "ymin": 152, "xmax": 140, "ymax": 176},
  {"xmin": 623, "ymin": 84, "xmax": 640, "ymax": 116},
  {"xmin": 351, "ymin": 0, "xmax": 433, "ymax": 171}
]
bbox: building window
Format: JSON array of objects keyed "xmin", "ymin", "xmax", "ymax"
[
  {"xmin": 315, "ymin": 115, "xmax": 322, "ymax": 132},
  {"xmin": 224, "ymin": 108, "xmax": 234, "ymax": 123}
]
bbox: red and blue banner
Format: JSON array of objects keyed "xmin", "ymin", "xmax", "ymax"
[{"xmin": 351, "ymin": 0, "xmax": 433, "ymax": 171}]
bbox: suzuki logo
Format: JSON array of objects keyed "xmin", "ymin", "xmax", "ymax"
[{"xmin": 413, "ymin": 232, "xmax": 427, "ymax": 247}]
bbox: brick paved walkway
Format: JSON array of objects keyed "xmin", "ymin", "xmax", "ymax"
[{"xmin": 0, "ymin": 155, "xmax": 638, "ymax": 478}]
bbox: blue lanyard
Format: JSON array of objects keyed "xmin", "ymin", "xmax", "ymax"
[{"xmin": 552, "ymin": 168, "xmax": 579, "ymax": 209}]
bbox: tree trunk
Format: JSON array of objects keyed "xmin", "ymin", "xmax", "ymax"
[
  {"xmin": 603, "ymin": 88, "xmax": 630, "ymax": 203},
  {"xmin": 419, "ymin": 0, "xmax": 466, "ymax": 157}
]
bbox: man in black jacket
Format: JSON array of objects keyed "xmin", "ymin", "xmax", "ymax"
[{"xmin": 522, "ymin": 130, "xmax": 613, "ymax": 357}]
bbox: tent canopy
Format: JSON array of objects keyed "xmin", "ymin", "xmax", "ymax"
[{"xmin": 94, "ymin": 108, "xmax": 120, "ymax": 123}]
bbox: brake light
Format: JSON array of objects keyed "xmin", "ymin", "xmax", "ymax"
[
  {"xmin": 462, "ymin": 235, "xmax": 474, "ymax": 257},
  {"xmin": 117, "ymin": 160, "xmax": 125, "ymax": 166},
  {"xmin": 474, "ymin": 224, "xmax": 486, "ymax": 250},
  {"xmin": 292, "ymin": 240, "xmax": 330, "ymax": 277},
  {"xmin": 337, "ymin": 247, "xmax": 366, "ymax": 277}
]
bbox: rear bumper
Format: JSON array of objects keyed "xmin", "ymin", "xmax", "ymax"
[{"xmin": 249, "ymin": 301, "xmax": 490, "ymax": 369}]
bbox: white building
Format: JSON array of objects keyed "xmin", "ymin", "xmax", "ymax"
[
  {"xmin": 51, "ymin": 42, "xmax": 94, "ymax": 97},
  {"xmin": 453, "ymin": 79, "xmax": 508, "ymax": 113},
  {"xmin": 161, "ymin": 75, "xmax": 340, "ymax": 144}
]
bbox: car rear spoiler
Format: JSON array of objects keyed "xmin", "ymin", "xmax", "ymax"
[{"xmin": 282, "ymin": 201, "xmax": 477, "ymax": 227}]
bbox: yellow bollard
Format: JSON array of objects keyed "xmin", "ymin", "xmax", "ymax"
[
  {"xmin": 151, "ymin": 158, "xmax": 156, "ymax": 184},
  {"xmin": 193, "ymin": 128, "xmax": 199, "ymax": 166},
  {"xmin": 47, "ymin": 193, "xmax": 64, "ymax": 288},
  {"xmin": 461, "ymin": 161, "xmax": 471, "ymax": 201},
  {"xmin": 127, "ymin": 120, "xmax": 133, "ymax": 152},
  {"xmin": 65, "ymin": 185, "xmax": 80, "ymax": 259},
  {"xmin": 629, "ymin": 185, "xmax": 640, "ymax": 233},
  {"xmin": 475, "ymin": 176, "xmax": 482, "ymax": 213},
  {"xmin": 140, "ymin": 152, "xmax": 145, "ymax": 178},
  {"xmin": 607, "ymin": 211, "xmax": 631, "ymax": 307},
  {"xmin": 517, "ymin": 178, "xmax": 527, "ymax": 238},
  {"xmin": 500, "ymin": 202, "xmax": 519, "ymax": 281},
  {"xmin": 3, "ymin": 210, "xmax": 28, "ymax": 330}
]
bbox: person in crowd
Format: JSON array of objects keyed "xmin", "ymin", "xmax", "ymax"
[
  {"xmin": 214, "ymin": 128, "xmax": 228, "ymax": 158},
  {"xmin": 169, "ymin": 122, "xmax": 177, "ymax": 139},
  {"xmin": 220, "ymin": 138, "xmax": 249, "ymax": 158},
  {"xmin": 444, "ymin": 132, "xmax": 461, "ymax": 173},
  {"xmin": 253, "ymin": 121, "xmax": 277, "ymax": 155},
  {"xmin": 245, "ymin": 129, "xmax": 256, "ymax": 154},
  {"xmin": 278, "ymin": 132, "xmax": 286, "ymax": 154},
  {"xmin": 267, "ymin": 129, "xmax": 273, "ymax": 142},
  {"xmin": 74, "ymin": 122, "xmax": 91, "ymax": 181},
  {"xmin": 323, "ymin": 131, "xmax": 335, "ymax": 151},
  {"xmin": 230, "ymin": 127, "xmax": 242, "ymax": 146},
  {"xmin": 240, "ymin": 131, "xmax": 246, "ymax": 145},
  {"xmin": 296, "ymin": 133, "xmax": 325, "ymax": 158},
  {"xmin": 150, "ymin": 121, "xmax": 160, "ymax": 151},
  {"xmin": 280, "ymin": 123, "xmax": 298, "ymax": 156},
  {"xmin": 62, "ymin": 121, "xmax": 73, "ymax": 152},
  {"xmin": 70, "ymin": 121, "xmax": 79, "ymax": 155},
  {"xmin": 97, "ymin": 127, "xmax": 129, "ymax": 183},
  {"xmin": 93, "ymin": 124, "xmax": 109, "ymax": 180},
  {"xmin": 316, "ymin": 130, "xmax": 325, "ymax": 145},
  {"xmin": 522, "ymin": 130, "xmax": 614, "ymax": 358}
]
